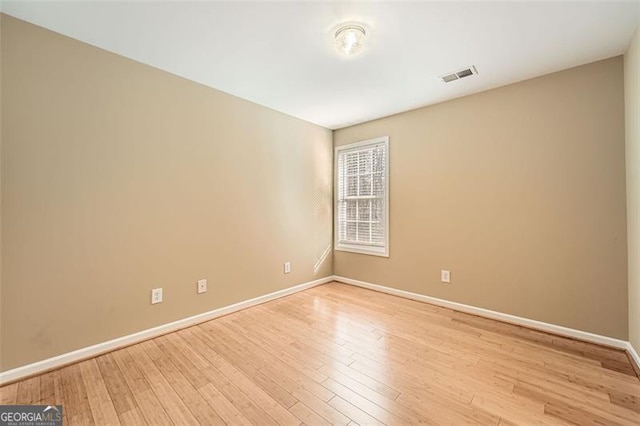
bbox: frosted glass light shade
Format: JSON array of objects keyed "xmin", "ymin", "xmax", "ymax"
[{"xmin": 334, "ymin": 25, "xmax": 367, "ymax": 56}]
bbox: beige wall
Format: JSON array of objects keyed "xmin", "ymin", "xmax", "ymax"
[
  {"xmin": 334, "ymin": 57, "xmax": 628, "ymax": 339},
  {"xmin": 0, "ymin": 15, "xmax": 333, "ymax": 371},
  {"xmin": 626, "ymin": 27, "xmax": 640, "ymax": 354}
]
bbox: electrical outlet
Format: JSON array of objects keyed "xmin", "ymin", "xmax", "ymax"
[
  {"xmin": 151, "ymin": 288, "xmax": 163, "ymax": 304},
  {"xmin": 284, "ymin": 262, "xmax": 291, "ymax": 274},
  {"xmin": 197, "ymin": 279, "xmax": 207, "ymax": 294},
  {"xmin": 441, "ymin": 270, "xmax": 451, "ymax": 283}
]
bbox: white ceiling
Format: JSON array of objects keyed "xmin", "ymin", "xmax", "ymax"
[{"xmin": 2, "ymin": 1, "xmax": 639, "ymax": 129}]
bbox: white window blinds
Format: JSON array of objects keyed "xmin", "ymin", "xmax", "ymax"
[{"xmin": 335, "ymin": 137, "xmax": 389, "ymax": 257}]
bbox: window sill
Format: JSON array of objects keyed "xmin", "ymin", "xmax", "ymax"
[{"xmin": 335, "ymin": 245, "xmax": 389, "ymax": 258}]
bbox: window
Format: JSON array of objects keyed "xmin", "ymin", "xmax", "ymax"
[{"xmin": 335, "ymin": 136, "xmax": 389, "ymax": 257}]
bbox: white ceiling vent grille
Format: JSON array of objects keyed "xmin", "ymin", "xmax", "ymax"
[{"xmin": 440, "ymin": 66, "xmax": 478, "ymax": 83}]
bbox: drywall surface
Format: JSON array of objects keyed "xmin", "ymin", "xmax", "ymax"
[
  {"xmin": 334, "ymin": 57, "xmax": 628, "ymax": 339},
  {"xmin": 625, "ymin": 26, "xmax": 640, "ymax": 353},
  {"xmin": 1, "ymin": 15, "xmax": 333, "ymax": 370}
]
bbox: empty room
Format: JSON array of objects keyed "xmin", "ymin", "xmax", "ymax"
[{"xmin": 1, "ymin": 1, "xmax": 639, "ymax": 425}]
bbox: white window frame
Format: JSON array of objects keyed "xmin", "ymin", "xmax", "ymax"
[{"xmin": 334, "ymin": 136, "xmax": 389, "ymax": 257}]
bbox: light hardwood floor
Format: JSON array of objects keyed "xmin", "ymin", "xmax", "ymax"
[{"xmin": 2, "ymin": 282, "xmax": 639, "ymax": 425}]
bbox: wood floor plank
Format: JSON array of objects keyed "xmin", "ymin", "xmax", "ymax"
[
  {"xmin": 397, "ymin": 384, "xmax": 501, "ymax": 425},
  {"xmin": 176, "ymin": 327, "xmax": 281, "ymax": 426},
  {"xmin": 140, "ymin": 339, "xmax": 225, "ymax": 425},
  {"xmin": 127, "ymin": 389, "xmax": 171, "ymax": 426},
  {"xmin": 204, "ymin": 321, "xmax": 333, "ymax": 403},
  {"xmin": 328, "ymin": 395, "xmax": 381, "ymax": 425},
  {"xmin": 602, "ymin": 358, "xmax": 639, "ymax": 377},
  {"xmin": 494, "ymin": 369, "xmax": 611, "ymax": 405},
  {"xmin": 350, "ymin": 352, "xmax": 475, "ymax": 405},
  {"xmin": 322, "ymin": 377, "xmax": 419, "ymax": 424},
  {"xmin": 609, "ymin": 389, "xmax": 640, "ymax": 414},
  {"xmin": 232, "ymin": 310, "xmax": 353, "ymax": 369},
  {"xmin": 60, "ymin": 363, "xmax": 95, "ymax": 426},
  {"xmin": 219, "ymin": 319, "xmax": 328, "ymax": 383},
  {"xmin": 127, "ymin": 344, "xmax": 199, "ymax": 425},
  {"xmin": 191, "ymin": 323, "xmax": 349, "ymax": 425},
  {"xmin": 110, "ymin": 348, "xmax": 172, "ymax": 426},
  {"xmin": 181, "ymin": 329, "xmax": 301, "ymax": 425},
  {"xmin": 154, "ymin": 334, "xmax": 210, "ymax": 389},
  {"xmin": 288, "ymin": 401, "xmax": 332, "ymax": 426},
  {"xmin": 1, "ymin": 383, "xmax": 18, "ymax": 405},
  {"xmin": 79, "ymin": 359, "xmax": 121, "ymax": 425},
  {"xmin": 270, "ymin": 377, "xmax": 350, "ymax": 426},
  {"xmin": 38, "ymin": 370, "xmax": 64, "ymax": 405},
  {"xmin": 470, "ymin": 388, "xmax": 555, "ymax": 425},
  {"xmin": 316, "ymin": 361, "xmax": 401, "ymax": 402},
  {"xmin": 544, "ymin": 401, "xmax": 612, "ymax": 425},
  {"xmin": 251, "ymin": 369, "xmax": 298, "ymax": 409},
  {"xmin": 95, "ymin": 353, "xmax": 138, "ymax": 418},
  {"xmin": 1, "ymin": 281, "xmax": 638, "ymax": 425},
  {"xmin": 513, "ymin": 381, "xmax": 639, "ymax": 424},
  {"xmin": 197, "ymin": 383, "xmax": 253, "ymax": 426},
  {"xmin": 16, "ymin": 375, "xmax": 40, "ymax": 404},
  {"xmin": 117, "ymin": 407, "xmax": 147, "ymax": 426}
]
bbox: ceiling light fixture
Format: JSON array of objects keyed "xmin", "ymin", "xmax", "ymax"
[{"xmin": 334, "ymin": 24, "xmax": 367, "ymax": 56}]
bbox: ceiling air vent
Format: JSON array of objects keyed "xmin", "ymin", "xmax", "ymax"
[{"xmin": 440, "ymin": 66, "xmax": 478, "ymax": 83}]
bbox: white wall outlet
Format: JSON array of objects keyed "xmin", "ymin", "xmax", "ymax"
[
  {"xmin": 151, "ymin": 288, "xmax": 163, "ymax": 304},
  {"xmin": 284, "ymin": 262, "xmax": 291, "ymax": 274},
  {"xmin": 441, "ymin": 270, "xmax": 451, "ymax": 283},
  {"xmin": 197, "ymin": 279, "xmax": 207, "ymax": 294}
]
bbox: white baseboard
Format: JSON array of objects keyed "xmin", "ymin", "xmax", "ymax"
[
  {"xmin": 0, "ymin": 276, "xmax": 333, "ymax": 385},
  {"xmin": 627, "ymin": 342, "xmax": 640, "ymax": 372},
  {"xmin": 332, "ymin": 275, "xmax": 629, "ymax": 350}
]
